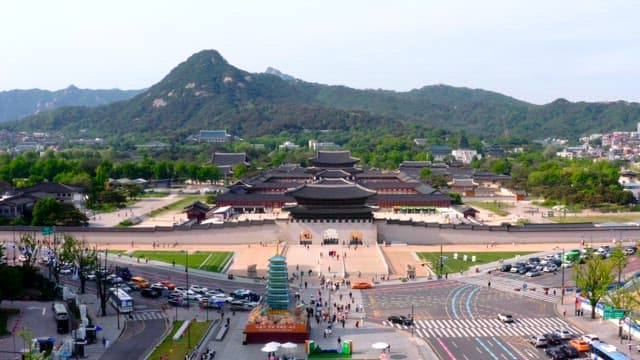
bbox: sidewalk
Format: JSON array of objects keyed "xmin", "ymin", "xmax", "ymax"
[{"xmin": 77, "ymin": 293, "xmax": 124, "ymax": 360}]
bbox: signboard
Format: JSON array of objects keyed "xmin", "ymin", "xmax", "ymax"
[
  {"xmin": 42, "ymin": 226, "xmax": 53, "ymax": 236},
  {"xmin": 603, "ymin": 309, "xmax": 626, "ymax": 320}
]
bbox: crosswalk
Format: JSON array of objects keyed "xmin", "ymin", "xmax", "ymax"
[
  {"xmin": 382, "ymin": 317, "xmax": 581, "ymax": 338},
  {"xmin": 127, "ymin": 310, "xmax": 166, "ymax": 321},
  {"xmin": 459, "ymin": 275, "xmax": 560, "ymax": 303}
]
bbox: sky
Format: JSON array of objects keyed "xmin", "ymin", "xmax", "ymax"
[{"xmin": 1, "ymin": 1, "xmax": 639, "ymax": 105}]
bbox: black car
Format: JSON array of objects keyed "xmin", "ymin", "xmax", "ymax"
[
  {"xmin": 387, "ymin": 315, "xmax": 413, "ymax": 326},
  {"xmin": 543, "ymin": 333, "xmax": 562, "ymax": 345},
  {"xmin": 544, "ymin": 347, "xmax": 568, "ymax": 360},
  {"xmin": 500, "ymin": 264, "xmax": 511, "ymax": 272},
  {"xmin": 558, "ymin": 344, "xmax": 579, "ymax": 359},
  {"xmin": 168, "ymin": 298, "xmax": 188, "ymax": 307},
  {"xmin": 141, "ymin": 288, "xmax": 161, "ymax": 298}
]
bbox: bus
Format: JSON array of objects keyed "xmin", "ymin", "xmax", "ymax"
[
  {"xmin": 591, "ymin": 342, "xmax": 630, "ymax": 360},
  {"xmin": 52, "ymin": 303, "xmax": 69, "ymax": 334},
  {"xmin": 109, "ymin": 288, "xmax": 134, "ymax": 313},
  {"xmin": 563, "ymin": 249, "xmax": 581, "ymax": 263}
]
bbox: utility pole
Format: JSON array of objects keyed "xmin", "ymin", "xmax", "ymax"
[
  {"xmin": 186, "ymin": 251, "xmax": 191, "ymax": 349},
  {"xmin": 560, "ymin": 248, "xmax": 565, "ymax": 305},
  {"xmin": 411, "ymin": 304, "xmax": 414, "ymax": 337},
  {"xmin": 439, "ymin": 244, "xmax": 444, "ymax": 279}
]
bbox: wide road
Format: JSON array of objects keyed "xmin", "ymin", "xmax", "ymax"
[{"xmin": 365, "ymin": 279, "xmax": 587, "ymax": 359}]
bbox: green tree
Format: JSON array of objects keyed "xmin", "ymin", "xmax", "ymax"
[
  {"xmin": 233, "ymin": 163, "xmax": 247, "ymax": 179},
  {"xmin": 59, "ymin": 235, "xmax": 97, "ymax": 294},
  {"xmin": 18, "ymin": 234, "xmax": 38, "ymax": 269},
  {"xmin": 573, "ymin": 256, "xmax": 616, "ymax": 319},
  {"xmin": 609, "ymin": 244, "xmax": 628, "ymax": 286},
  {"xmin": 17, "ymin": 326, "xmax": 44, "ymax": 360},
  {"xmin": 31, "ymin": 198, "xmax": 89, "ymax": 226},
  {"xmin": 419, "ymin": 168, "xmax": 431, "ymax": 180}
]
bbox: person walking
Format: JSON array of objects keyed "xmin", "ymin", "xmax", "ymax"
[{"xmin": 487, "ymin": 280, "xmax": 491, "ymax": 288}]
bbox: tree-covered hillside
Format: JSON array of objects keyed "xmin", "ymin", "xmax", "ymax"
[{"xmin": 8, "ymin": 50, "xmax": 640, "ymax": 140}]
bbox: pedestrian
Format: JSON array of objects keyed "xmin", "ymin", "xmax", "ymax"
[
  {"xmin": 563, "ymin": 309, "xmax": 566, "ymax": 318},
  {"xmin": 305, "ymin": 281, "xmax": 308, "ymax": 289},
  {"xmin": 487, "ymin": 280, "xmax": 491, "ymax": 288},
  {"xmin": 337, "ymin": 336, "xmax": 341, "ymax": 346}
]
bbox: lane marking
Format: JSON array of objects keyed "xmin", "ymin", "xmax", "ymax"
[
  {"xmin": 475, "ymin": 338, "xmax": 499, "ymax": 360},
  {"xmin": 436, "ymin": 338, "xmax": 457, "ymax": 360},
  {"xmin": 450, "ymin": 284, "xmax": 471, "ymax": 319},
  {"xmin": 465, "ymin": 287, "xmax": 481, "ymax": 319},
  {"xmin": 491, "ymin": 337, "xmax": 518, "ymax": 360}
]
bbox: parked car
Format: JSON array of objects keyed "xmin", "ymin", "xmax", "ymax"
[
  {"xmin": 553, "ymin": 328, "xmax": 573, "ymax": 340},
  {"xmin": 543, "ymin": 264, "xmax": 558, "ymax": 273},
  {"xmin": 60, "ymin": 268, "xmax": 73, "ymax": 275},
  {"xmin": 160, "ymin": 280, "xmax": 176, "ymax": 290},
  {"xmin": 568, "ymin": 339, "xmax": 590, "ymax": 352},
  {"xmin": 500, "ymin": 264, "xmax": 511, "ymax": 272},
  {"xmin": 351, "ymin": 282, "xmax": 372, "ymax": 289},
  {"xmin": 543, "ymin": 333, "xmax": 562, "ymax": 345},
  {"xmin": 498, "ymin": 313, "xmax": 514, "ymax": 323},
  {"xmin": 168, "ymin": 297, "xmax": 189, "ymax": 307},
  {"xmin": 125, "ymin": 282, "xmax": 141, "ymax": 291},
  {"xmin": 525, "ymin": 270, "xmax": 542, "ymax": 277},
  {"xmin": 558, "ymin": 344, "xmax": 579, "ymax": 358},
  {"xmin": 624, "ymin": 247, "xmax": 637, "ymax": 255},
  {"xmin": 528, "ymin": 335, "xmax": 548, "ymax": 347},
  {"xmin": 387, "ymin": 315, "xmax": 413, "ymax": 326},
  {"xmin": 544, "ymin": 346, "xmax": 568, "ymax": 360},
  {"xmin": 141, "ymin": 288, "xmax": 161, "ymax": 298},
  {"xmin": 580, "ymin": 334, "xmax": 599, "ymax": 345},
  {"xmin": 190, "ymin": 285, "xmax": 208, "ymax": 294}
]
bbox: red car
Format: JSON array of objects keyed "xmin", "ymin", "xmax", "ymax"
[
  {"xmin": 160, "ymin": 280, "xmax": 176, "ymax": 290},
  {"xmin": 351, "ymin": 282, "xmax": 372, "ymax": 289}
]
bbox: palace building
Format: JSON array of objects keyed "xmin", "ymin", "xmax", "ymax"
[{"xmin": 216, "ymin": 150, "xmax": 452, "ymax": 218}]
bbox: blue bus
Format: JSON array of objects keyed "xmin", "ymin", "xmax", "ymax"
[{"xmin": 591, "ymin": 342, "xmax": 630, "ymax": 360}]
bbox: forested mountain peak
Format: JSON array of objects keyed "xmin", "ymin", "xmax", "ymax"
[{"xmin": 9, "ymin": 49, "xmax": 640, "ymax": 140}]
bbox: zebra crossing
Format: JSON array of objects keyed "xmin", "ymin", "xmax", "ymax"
[
  {"xmin": 459, "ymin": 275, "xmax": 559, "ymax": 303},
  {"xmin": 128, "ymin": 310, "xmax": 166, "ymax": 321},
  {"xmin": 382, "ymin": 317, "xmax": 581, "ymax": 338}
]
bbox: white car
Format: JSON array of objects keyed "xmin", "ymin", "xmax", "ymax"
[
  {"xmin": 190, "ymin": 285, "xmax": 208, "ymax": 294},
  {"xmin": 562, "ymin": 262, "xmax": 574, "ymax": 268},
  {"xmin": 543, "ymin": 264, "xmax": 558, "ymax": 272},
  {"xmin": 498, "ymin": 313, "xmax": 514, "ymax": 323},
  {"xmin": 553, "ymin": 328, "xmax": 573, "ymax": 340},
  {"xmin": 210, "ymin": 294, "xmax": 233, "ymax": 303},
  {"xmin": 60, "ymin": 268, "xmax": 73, "ymax": 275},
  {"xmin": 581, "ymin": 334, "xmax": 600, "ymax": 344}
]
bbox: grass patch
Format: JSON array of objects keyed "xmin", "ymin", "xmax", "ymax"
[
  {"xmin": 131, "ymin": 251, "xmax": 233, "ymax": 273},
  {"xmin": 139, "ymin": 192, "xmax": 170, "ymax": 198},
  {"xmin": 0, "ymin": 308, "xmax": 20, "ymax": 336},
  {"xmin": 148, "ymin": 195, "xmax": 205, "ymax": 218},
  {"xmin": 417, "ymin": 251, "xmax": 535, "ymax": 274},
  {"xmin": 466, "ymin": 201, "xmax": 512, "ymax": 216},
  {"xmin": 107, "ymin": 249, "xmax": 127, "ymax": 255},
  {"xmin": 148, "ymin": 320, "xmax": 212, "ymax": 360}
]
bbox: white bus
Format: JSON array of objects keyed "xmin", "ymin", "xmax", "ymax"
[{"xmin": 109, "ymin": 288, "xmax": 133, "ymax": 313}]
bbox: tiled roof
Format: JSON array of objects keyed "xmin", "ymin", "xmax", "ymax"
[
  {"xmin": 200, "ymin": 130, "xmax": 228, "ymax": 139},
  {"xmin": 286, "ymin": 179, "xmax": 376, "ymax": 200},
  {"xmin": 21, "ymin": 182, "xmax": 80, "ymax": 194},
  {"xmin": 311, "ymin": 151, "xmax": 359, "ymax": 165},
  {"xmin": 212, "ymin": 152, "xmax": 248, "ymax": 167}
]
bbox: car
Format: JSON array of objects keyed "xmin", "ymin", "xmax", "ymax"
[
  {"xmin": 562, "ymin": 262, "xmax": 574, "ymax": 268},
  {"xmin": 387, "ymin": 315, "xmax": 413, "ymax": 326},
  {"xmin": 175, "ymin": 286, "xmax": 188, "ymax": 293},
  {"xmin": 624, "ymin": 247, "xmax": 637, "ymax": 255},
  {"xmin": 528, "ymin": 335, "xmax": 548, "ymax": 347},
  {"xmin": 543, "ymin": 264, "xmax": 558, "ymax": 273},
  {"xmin": 168, "ymin": 297, "xmax": 189, "ymax": 307},
  {"xmin": 567, "ymin": 339, "xmax": 590, "ymax": 352},
  {"xmin": 160, "ymin": 280, "xmax": 176, "ymax": 290},
  {"xmin": 543, "ymin": 333, "xmax": 562, "ymax": 345},
  {"xmin": 510, "ymin": 266, "xmax": 521, "ymax": 273},
  {"xmin": 528, "ymin": 257, "xmax": 541, "ymax": 265},
  {"xmin": 150, "ymin": 283, "xmax": 168, "ymax": 293},
  {"xmin": 580, "ymin": 334, "xmax": 599, "ymax": 345},
  {"xmin": 351, "ymin": 282, "xmax": 372, "ymax": 289},
  {"xmin": 210, "ymin": 293, "xmax": 233, "ymax": 303},
  {"xmin": 558, "ymin": 344, "xmax": 579, "ymax": 358},
  {"xmin": 190, "ymin": 285, "xmax": 208, "ymax": 294},
  {"xmin": 553, "ymin": 328, "xmax": 573, "ymax": 340},
  {"xmin": 309, "ymin": 295, "xmax": 316, "ymax": 304},
  {"xmin": 125, "ymin": 282, "xmax": 141, "ymax": 291},
  {"xmin": 184, "ymin": 290, "xmax": 202, "ymax": 301},
  {"xmin": 60, "ymin": 268, "xmax": 73, "ymax": 275},
  {"xmin": 498, "ymin": 313, "xmax": 514, "ymax": 323},
  {"xmin": 106, "ymin": 274, "xmax": 123, "ymax": 284},
  {"xmin": 544, "ymin": 346, "xmax": 568, "ymax": 360},
  {"xmin": 517, "ymin": 267, "xmax": 528, "ymax": 274},
  {"xmin": 525, "ymin": 270, "xmax": 541, "ymax": 277},
  {"xmin": 140, "ymin": 288, "xmax": 161, "ymax": 298},
  {"xmin": 230, "ymin": 300, "xmax": 257, "ymax": 311},
  {"xmin": 85, "ymin": 272, "xmax": 97, "ymax": 281},
  {"xmin": 500, "ymin": 264, "xmax": 512, "ymax": 272}
]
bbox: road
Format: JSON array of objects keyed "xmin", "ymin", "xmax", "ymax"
[{"xmin": 365, "ymin": 280, "xmax": 588, "ymax": 359}]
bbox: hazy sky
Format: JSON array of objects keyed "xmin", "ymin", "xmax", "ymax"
[{"xmin": 2, "ymin": 1, "xmax": 639, "ymax": 104}]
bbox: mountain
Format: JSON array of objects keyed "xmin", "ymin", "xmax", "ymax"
[
  {"xmin": 0, "ymin": 85, "xmax": 144, "ymax": 122},
  {"xmin": 9, "ymin": 50, "xmax": 640, "ymax": 140},
  {"xmin": 265, "ymin": 67, "xmax": 296, "ymax": 82}
]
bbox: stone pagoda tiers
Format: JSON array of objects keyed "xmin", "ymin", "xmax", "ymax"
[{"xmin": 265, "ymin": 255, "xmax": 289, "ymax": 311}]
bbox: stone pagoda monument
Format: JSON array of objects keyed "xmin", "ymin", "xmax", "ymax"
[{"xmin": 265, "ymin": 255, "xmax": 289, "ymax": 311}]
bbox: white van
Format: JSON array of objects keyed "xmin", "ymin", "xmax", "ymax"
[{"xmin": 52, "ymin": 303, "xmax": 69, "ymax": 320}]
